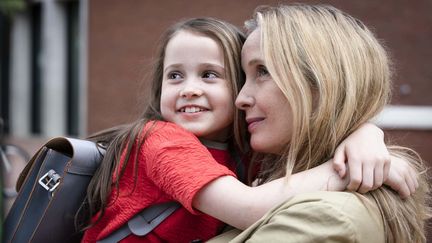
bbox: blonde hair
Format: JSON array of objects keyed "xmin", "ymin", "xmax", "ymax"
[{"xmin": 247, "ymin": 4, "xmax": 430, "ymax": 242}]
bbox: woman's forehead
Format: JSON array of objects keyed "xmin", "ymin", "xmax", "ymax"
[{"xmin": 241, "ymin": 29, "xmax": 261, "ymax": 66}]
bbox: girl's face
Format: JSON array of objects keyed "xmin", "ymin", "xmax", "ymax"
[
  {"xmin": 236, "ymin": 29, "xmax": 293, "ymax": 154},
  {"xmin": 160, "ymin": 30, "xmax": 234, "ymax": 142}
]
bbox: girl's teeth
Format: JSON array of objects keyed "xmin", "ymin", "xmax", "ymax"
[{"xmin": 183, "ymin": 107, "xmax": 202, "ymax": 113}]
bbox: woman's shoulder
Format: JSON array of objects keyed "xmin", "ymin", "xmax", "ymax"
[
  {"xmin": 223, "ymin": 191, "xmax": 385, "ymax": 243},
  {"xmin": 286, "ymin": 191, "xmax": 383, "ymax": 222},
  {"xmin": 272, "ymin": 191, "xmax": 385, "ymax": 242},
  {"xmin": 287, "ymin": 191, "xmax": 375, "ymax": 211},
  {"xmin": 296, "ymin": 192, "xmax": 378, "ymax": 212}
]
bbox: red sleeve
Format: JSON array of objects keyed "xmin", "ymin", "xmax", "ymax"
[{"xmin": 141, "ymin": 121, "xmax": 236, "ymax": 213}]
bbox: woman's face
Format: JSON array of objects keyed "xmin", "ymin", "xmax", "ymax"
[{"xmin": 235, "ymin": 29, "xmax": 293, "ymax": 154}]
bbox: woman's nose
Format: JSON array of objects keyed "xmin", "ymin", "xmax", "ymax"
[{"xmin": 235, "ymin": 86, "xmax": 254, "ymax": 110}]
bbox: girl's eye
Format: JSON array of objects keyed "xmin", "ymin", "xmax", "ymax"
[
  {"xmin": 202, "ymin": 71, "xmax": 218, "ymax": 79},
  {"xmin": 168, "ymin": 72, "xmax": 182, "ymax": 80},
  {"xmin": 257, "ymin": 65, "xmax": 270, "ymax": 78}
]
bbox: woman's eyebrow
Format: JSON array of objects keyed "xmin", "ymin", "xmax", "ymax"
[{"xmin": 244, "ymin": 59, "xmax": 262, "ymax": 68}]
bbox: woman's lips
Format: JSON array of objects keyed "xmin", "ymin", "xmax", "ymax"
[{"xmin": 246, "ymin": 117, "xmax": 265, "ymax": 132}]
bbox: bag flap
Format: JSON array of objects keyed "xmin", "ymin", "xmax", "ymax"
[{"xmin": 15, "ymin": 137, "xmax": 104, "ymax": 191}]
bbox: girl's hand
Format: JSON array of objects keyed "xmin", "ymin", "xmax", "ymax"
[
  {"xmin": 384, "ymin": 155, "xmax": 419, "ymax": 199},
  {"xmin": 333, "ymin": 123, "xmax": 391, "ymax": 193}
]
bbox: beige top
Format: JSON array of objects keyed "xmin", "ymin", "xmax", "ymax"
[{"xmin": 208, "ymin": 191, "xmax": 385, "ymax": 243}]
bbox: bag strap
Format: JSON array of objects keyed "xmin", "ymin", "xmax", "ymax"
[{"xmin": 97, "ymin": 201, "xmax": 180, "ymax": 243}]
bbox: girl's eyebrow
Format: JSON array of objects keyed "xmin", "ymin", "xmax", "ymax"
[
  {"xmin": 163, "ymin": 63, "xmax": 182, "ymax": 73},
  {"xmin": 200, "ymin": 63, "xmax": 225, "ymax": 70},
  {"xmin": 164, "ymin": 63, "xmax": 225, "ymax": 73}
]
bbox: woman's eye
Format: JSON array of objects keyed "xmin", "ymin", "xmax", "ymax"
[
  {"xmin": 257, "ymin": 65, "xmax": 269, "ymax": 77},
  {"xmin": 203, "ymin": 71, "xmax": 218, "ymax": 79}
]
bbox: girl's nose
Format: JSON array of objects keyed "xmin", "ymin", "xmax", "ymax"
[{"xmin": 179, "ymin": 85, "xmax": 203, "ymax": 98}]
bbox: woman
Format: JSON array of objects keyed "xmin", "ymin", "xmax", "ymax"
[{"xmin": 210, "ymin": 4, "xmax": 430, "ymax": 243}]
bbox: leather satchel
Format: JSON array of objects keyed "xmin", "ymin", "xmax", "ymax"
[
  {"xmin": 3, "ymin": 137, "xmax": 104, "ymax": 243},
  {"xmin": 3, "ymin": 136, "xmax": 181, "ymax": 242}
]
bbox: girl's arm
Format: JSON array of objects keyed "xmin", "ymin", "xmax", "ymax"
[
  {"xmin": 193, "ymin": 123, "xmax": 418, "ymax": 229},
  {"xmin": 194, "ymin": 154, "xmax": 417, "ymax": 230},
  {"xmin": 194, "ymin": 161, "xmax": 342, "ymax": 230}
]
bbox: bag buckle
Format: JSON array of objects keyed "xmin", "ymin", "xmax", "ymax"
[{"xmin": 38, "ymin": 169, "xmax": 61, "ymax": 192}]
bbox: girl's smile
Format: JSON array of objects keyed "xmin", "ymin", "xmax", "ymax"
[{"xmin": 160, "ymin": 30, "xmax": 234, "ymax": 142}]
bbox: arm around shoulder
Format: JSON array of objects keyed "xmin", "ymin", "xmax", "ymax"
[{"xmin": 193, "ymin": 162, "xmax": 348, "ymax": 230}]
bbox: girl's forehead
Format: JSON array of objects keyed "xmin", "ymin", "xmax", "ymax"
[
  {"xmin": 167, "ymin": 30, "xmax": 220, "ymax": 48},
  {"xmin": 163, "ymin": 30, "xmax": 225, "ymax": 70},
  {"xmin": 166, "ymin": 31, "xmax": 222, "ymax": 54},
  {"xmin": 170, "ymin": 29, "xmax": 215, "ymax": 44}
]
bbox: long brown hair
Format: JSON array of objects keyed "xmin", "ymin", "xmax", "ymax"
[
  {"xmin": 248, "ymin": 4, "xmax": 430, "ymax": 242},
  {"xmin": 79, "ymin": 17, "xmax": 246, "ymax": 229}
]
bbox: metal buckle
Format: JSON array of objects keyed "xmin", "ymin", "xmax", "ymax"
[{"xmin": 38, "ymin": 169, "xmax": 61, "ymax": 192}]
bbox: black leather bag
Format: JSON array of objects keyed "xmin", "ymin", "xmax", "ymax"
[{"xmin": 3, "ymin": 137, "xmax": 104, "ymax": 243}]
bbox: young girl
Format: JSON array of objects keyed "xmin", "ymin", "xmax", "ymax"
[{"xmin": 81, "ymin": 18, "xmax": 416, "ymax": 243}]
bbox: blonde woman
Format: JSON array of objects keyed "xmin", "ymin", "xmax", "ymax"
[{"xmin": 209, "ymin": 4, "xmax": 430, "ymax": 243}]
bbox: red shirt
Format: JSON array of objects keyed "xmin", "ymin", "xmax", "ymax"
[{"xmin": 82, "ymin": 121, "xmax": 237, "ymax": 243}]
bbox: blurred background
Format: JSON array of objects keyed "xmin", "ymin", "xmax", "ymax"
[{"xmin": 0, "ymin": 0, "xmax": 431, "ymax": 239}]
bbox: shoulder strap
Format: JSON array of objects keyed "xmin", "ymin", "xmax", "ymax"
[{"xmin": 97, "ymin": 201, "xmax": 180, "ymax": 243}]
